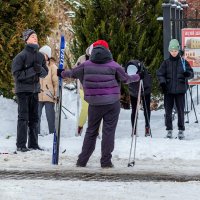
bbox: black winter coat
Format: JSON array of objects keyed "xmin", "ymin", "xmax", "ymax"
[
  {"xmin": 128, "ymin": 69, "xmax": 152, "ymax": 97},
  {"xmin": 157, "ymin": 55, "xmax": 194, "ymax": 94},
  {"xmin": 125, "ymin": 60, "xmax": 152, "ymax": 97},
  {"xmin": 12, "ymin": 44, "xmax": 48, "ymax": 93}
]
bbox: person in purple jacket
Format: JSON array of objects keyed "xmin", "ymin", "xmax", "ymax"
[{"xmin": 57, "ymin": 40, "xmax": 142, "ymax": 168}]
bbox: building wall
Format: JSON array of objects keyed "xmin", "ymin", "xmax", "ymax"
[{"xmin": 183, "ymin": 0, "xmax": 200, "ymax": 27}]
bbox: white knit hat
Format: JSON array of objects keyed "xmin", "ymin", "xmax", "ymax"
[
  {"xmin": 88, "ymin": 44, "xmax": 93, "ymax": 55},
  {"xmin": 39, "ymin": 45, "xmax": 52, "ymax": 58}
]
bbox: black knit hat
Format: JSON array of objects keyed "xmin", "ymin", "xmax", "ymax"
[{"xmin": 22, "ymin": 29, "xmax": 36, "ymax": 42}]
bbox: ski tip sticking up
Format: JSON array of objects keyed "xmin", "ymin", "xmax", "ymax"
[{"xmin": 60, "ymin": 35, "xmax": 65, "ymax": 50}]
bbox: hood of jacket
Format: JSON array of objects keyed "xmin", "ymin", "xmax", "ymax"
[
  {"xmin": 90, "ymin": 46, "xmax": 113, "ymax": 64},
  {"xmin": 125, "ymin": 60, "xmax": 143, "ymax": 73}
]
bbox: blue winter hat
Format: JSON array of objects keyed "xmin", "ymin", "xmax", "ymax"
[
  {"xmin": 22, "ymin": 29, "xmax": 36, "ymax": 42},
  {"xmin": 168, "ymin": 39, "xmax": 180, "ymax": 51}
]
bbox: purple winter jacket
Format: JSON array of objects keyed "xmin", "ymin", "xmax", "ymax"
[{"xmin": 61, "ymin": 46, "xmax": 140, "ymax": 105}]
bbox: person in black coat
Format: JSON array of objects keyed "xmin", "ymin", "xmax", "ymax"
[
  {"xmin": 125, "ymin": 60, "xmax": 152, "ymax": 136},
  {"xmin": 12, "ymin": 29, "xmax": 48, "ymax": 152},
  {"xmin": 157, "ymin": 39, "xmax": 194, "ymax": 140}
]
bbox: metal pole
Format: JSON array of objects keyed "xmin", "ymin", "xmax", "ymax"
[
  {"xmin": 128, "ymin": 81, "xmax": 142, "ymax": 167},
  {"xmin": 162, "ymin": 1, "xmax": 172, "ymax": 60},
  {"xmin": 176, "ymin": 3, "xmax": 181, "ymax": 41},
  {"xmin": 188, "ymin": 86, "xmax": 198, "ymax": 123},
  {"xmin": 179, "ymin": 7, "xmax": 183, "ymax": 47},
  {"xmin": 180, "ymin": 7, "xmax": 184, "ymax": 29},
  {"xmin": 191, "ymin": 86, "xmax": 193, "ymax": 110},
  {"xmin": 171, "ymin": 1, "xmax": 177, "ymax": 39},
  {"xmin": 197, "ymin": 85, "xmax": 199, "ymax": 105}
]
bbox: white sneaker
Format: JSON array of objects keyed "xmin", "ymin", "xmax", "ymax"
[
  {"xmin": 178, "ymin": 130, "xmax": 185, "ymax": 140},
  {"xmin": 166, "ymin": 130, "xmax": 173, "ymax": 139}
]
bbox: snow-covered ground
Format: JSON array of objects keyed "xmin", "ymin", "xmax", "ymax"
[
  {"xmin": 0, "ymin": 180, "xmax": 200, "ymax": 200},
  {"xmin": 0, "ymin": 86, "xmax": 200, "ymax": 199}
]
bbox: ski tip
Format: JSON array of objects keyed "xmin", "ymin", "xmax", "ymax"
[{"xmin": 60, "ymin": 35, "xmax": 65, "ymax": 48}]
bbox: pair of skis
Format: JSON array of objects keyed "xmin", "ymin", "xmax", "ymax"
[
  {"xmin": 52, "ymin": 35, "xmax": 82, "ymax": 164},
  {"xmin": 52, "ymin": 35, "xmax": 65, "ymax": 165}
]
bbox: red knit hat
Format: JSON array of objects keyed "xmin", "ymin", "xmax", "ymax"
[{"xmin": 93, "ymin": 40, "xmax": 109, "ymax": 49}]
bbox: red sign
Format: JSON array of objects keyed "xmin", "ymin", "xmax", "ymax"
[{"xmin": 182, "ymin": 28, "xmax": 200, "ymax": 85}]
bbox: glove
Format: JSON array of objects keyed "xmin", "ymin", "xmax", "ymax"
[
  {"xmin": 33, "ymin": 64, "xmax": 42, "ymax": 73},
  {"xmin": 57, "ymin": 69, "xmax": 64, "ymax": 77},
  {"xmin": 160, "ymin": 83, "xmax": 167, "ymax": 94},
  {"xmin": 138, "ymin": 71, "xmax": 144, "ymax": 80},
  {"xmin": 183, "ymin": 71, "xmax": 190, "ymax": 78}
]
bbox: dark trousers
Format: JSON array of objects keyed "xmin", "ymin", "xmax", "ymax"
[
  {"xmin": 77, "ymin": 101, "xmax": 120, "ymax": 167},
  {"xmin": 130, "ymin": 94, "xmax": 151, "ymax": 129},
  {"xmin": 164, "ymin": 93, "xmax": 185, "ymax": 130},
  {"xmin": 16, "ymin": 92, "xmax": 39, "ymax": 148},
  {"xmin": 38, "ymin": 102, "xmax": 55, "ymax": 135}
]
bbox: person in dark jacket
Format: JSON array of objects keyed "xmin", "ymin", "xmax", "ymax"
[
  {"xmin": 12, "ymin": 29, "xmax": 48, "ymax": 152},
  {"xmin": 157, "ymin": 39, "xmax": 194, "ymax": 140},
  {"xmin": 57, "ymin": 40, "xmax": 142, "ymax": 168},
  {"xmin": 125, "ymin": 60, "xmax": 152, "ymax": 137}
]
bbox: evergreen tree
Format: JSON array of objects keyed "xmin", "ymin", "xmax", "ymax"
[
  {"xmin": 135, "ymin": 0, "xmax": 163, "ymax": 95},
  {"xmin": 67, "ymin": 0, "xmax": 163, "ymax": 96},
  {"xmin": 0, "ymin": 0, "xmax": 56, "ymax": 97}
]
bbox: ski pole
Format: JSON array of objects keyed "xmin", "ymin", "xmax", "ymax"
[
  {"xmin": 0, "ymin": 151, "xmax": 17, "ymax": 155},
  {"xmin": 40, "ymin": 89, "xmax": 54, "ymax": 100},
  {"xmin": 197, "ymin": 85, "xmax": 199, "ymax": 105},
  {"xmin": 62, "ymin": 105, "xmax": 75, "ymax": 116},
  {"xmin": 141, "ymin": 80, "xmax": 152, "ymax": 137},
  {"xmin": 128, "ymin": 80, "xmax": 142, "ymax": 167},
  {"xmin": 188, "ymin": 86, "xmax": 198, "ymax": 123},
  {"xmin": 180, "ymin": 56, "xmax": 198, "ymax": 123},
  {"xmin": 46, "ymin": 85, "xmax": 75, "ymax": 116},
  {"xmin": 46, "ymin": 85, "xmax": 54, "ymax": 98},
  {"xmin": 41, "ymin": 89, "xmax": 75, "ymax": 116},
  {"xmin": 61, "ymin": 109, "xmax": 68, "ymax": 119}
]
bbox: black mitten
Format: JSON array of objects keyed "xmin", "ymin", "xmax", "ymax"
[
  {"xmin": 138, "ymin": 71, "xmax": 144, "ymax": 80},
  {"xmin": 57, "ymin": 69, "xmax": 64, "ymax": 77}
]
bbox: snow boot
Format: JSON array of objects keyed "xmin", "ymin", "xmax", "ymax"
[
  {"xmin": 76, "ymin": 161, "xmax": 86, "ymax": 167},
  {"xmin": 166, "ymin": 130, "xmax": 173, "ymax": 139},
  {"xmin": 145, "ymin": 127, "xmax": 151, "ymax": 137},
  {"xmin": 29, "ymin": 146, "xmax": 44, "ymax": 151},
  {"xmin": 178, "ymin": 130, "xmax": 185, "ymax": 140},
  {"xmin": 101, "ymin": 163, "xmax": 114, "ymax": 169},
  {"xmin": 17, "ymin": 147, "xmax": 30, "ymax": 152}
]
